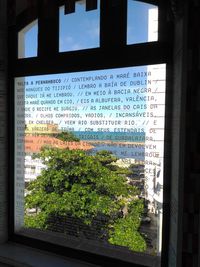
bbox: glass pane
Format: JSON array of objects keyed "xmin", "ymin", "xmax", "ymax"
[
  {"xmin": 59, "ymin": 1, "xmax": 100, "ymax": 52},
  {"xmin": 127, "ymin": 0, "xmax": 158, "ymax": 44},
  {"xmin": 18, "ymin": 20, "xmax": 38, "ymax": 58},
  {"xmin": 15, "ymin": 64, "xmax": 166, "ymax": 264}
]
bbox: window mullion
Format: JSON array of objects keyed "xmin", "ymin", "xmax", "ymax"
[
  {"xmin": 38, "ymin": 0, "xmax": 59, "ymax": 58},
  {"xmin": 100, "ymin": 0, "xmax": 127, "ymax": 48}
]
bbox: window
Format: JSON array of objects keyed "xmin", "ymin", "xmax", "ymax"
[
  {"xmin": 127, "ymin": 0, "xmax": 158, "ymax": 44},
  {"xmin": 18, "ymin": 20, "xmax": 38, "ymax": 58},
  {"xmin": 10, "ymin": 1, "xmax": 171, "ymax": 266},
  {"xmin": 59, "ymin": 1, "xmax": 100, "ymax": 52}
]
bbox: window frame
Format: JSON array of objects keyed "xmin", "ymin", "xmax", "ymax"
[{"xmin": 8, "ymin": 1, "xmax": 173, "ymax": 266}]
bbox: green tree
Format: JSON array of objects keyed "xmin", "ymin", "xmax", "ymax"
[
  {"xmin": 95, "ymin": 150, "xmax": 132, "ymax": 176},
  {"xmin": 108, "ymin": 199, "xmax": 147, "ymax": 252},
  {"xmin": 25, "ymin": 147, "xmax": 146, "ymax": 252},
  {"xmin": 54, "ymin": 131, "xmax": 80, "ymax": 142},
  {"xmin": 95, "ymin": 150, "xmax": 118, "ymax": 166}
]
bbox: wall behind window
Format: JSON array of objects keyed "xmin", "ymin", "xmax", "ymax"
[{"xmin": 0, "ymin": 0, "xmax": 8, "ymax": 243}]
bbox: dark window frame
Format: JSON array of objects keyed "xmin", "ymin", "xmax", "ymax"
[{"xmin": 8, "ymin": 1, "xmax": 173, "ymax": 266}]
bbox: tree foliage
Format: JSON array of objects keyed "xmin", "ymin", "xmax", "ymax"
[
  {"xmin": 95, "ymin": 150, "xmax": 118, "ymax": 166},
  {"xmin": 108, "ymin": 199, "xmax": 147, "ymax": 252},
  {"xmin": 25, "ymin": 147, "xmax": 146, "ymax": 252},
  {"xmin": 53, "ymin": 131, "xmax": 80, "ymax": 142}
]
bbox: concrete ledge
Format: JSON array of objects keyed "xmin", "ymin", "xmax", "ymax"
[{"xmin": 0, "ymin": 242, "xmax": 97, "ymax": 267}]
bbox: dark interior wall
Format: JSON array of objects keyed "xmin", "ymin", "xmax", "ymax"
[
  {"xmin": 169, "ymin": 1, "xmax": 200, "ymax": 266},
  {"xmin": 0, "ymin": 0, "xmax": 8, "ymax": 244},
  {"xmin": 180, "ymin": 1, "xmax": 200, "ymax": 266},
  {"xmin": 168, "ymin": 2, "xmax": 188, "ymax": 267}
]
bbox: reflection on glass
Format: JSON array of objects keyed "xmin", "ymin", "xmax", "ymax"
[
  {"xmin": 18, "ymin": 20, "xmax": 38, "ymax": 58},
  {"xmin": 15, "ymin": 64, "xmax": 166, "ymax": 263},
  {"xmin": 59, "ymin": 0, "xmax": 100, "ymax": 52},
  {"xmin": 127, "ymin": 0, "xmax": 158, "ymax": 44}
]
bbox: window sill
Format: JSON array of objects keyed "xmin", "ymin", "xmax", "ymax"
[
  {"xmin": 13, "ymin": 228, "xmax": 160, "ymax": 267},
  {"xmin": 0, "ymin": 242, "xmax": 97, "ymax": 267}
]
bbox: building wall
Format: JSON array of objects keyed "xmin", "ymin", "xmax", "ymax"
[
  {"xmin": 168, "ymin": 9, "xmax": 187, "ymax": 267},
  {"xmin": 24, "ymin": 155, "xmax": 46, "ymax": 182},
  {"xmin": 181, "ymin": 1, "xmax": 200, "ymax": 266},
  {"xmin": 0, "ymin": 0, "xmax": 8, "ymax": 244},
  {"xmin": 168, "ymin": 1, "xmax": 200, "ymax": 266}
]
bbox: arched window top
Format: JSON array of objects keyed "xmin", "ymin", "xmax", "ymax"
[{"xmin": 16, "ymin": 0, "xmax": 162, "ymax": 60}]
